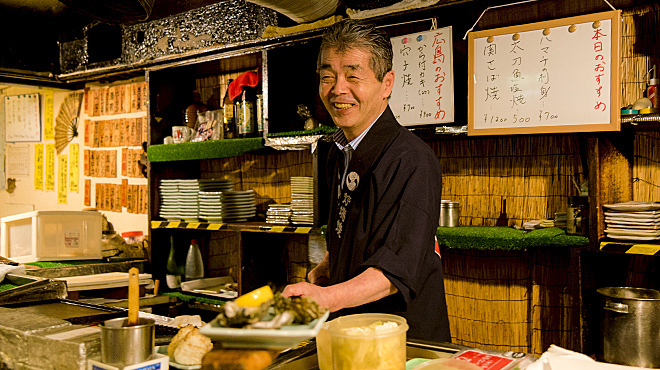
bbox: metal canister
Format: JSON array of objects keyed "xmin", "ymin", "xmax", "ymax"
[
  {"xmin": 567, "ymin": 196, "xmax": 588, "ymax": 236},
  {"xmin": 100, "ymin": 317, "xmax": 155, "ymax": 367},
  {"xmin": 439, "ymin": 200, "xmax": 459, "ymax": 227}
]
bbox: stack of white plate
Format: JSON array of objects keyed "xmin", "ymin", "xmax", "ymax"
[
  {"xmin": 290, "ymin": 177, "xmax": 314, "ymax": 225},
  {"xmin": 221, "ymin": 190, "xmax": 256, "ymax": 222},
  {"xmin": 198, "ymin": 178, "xmax": 234, "ymax": 192},
  {"xmin": 266, "ymin": 203, "xmax": 292, "ymax": 224},
  {"xmin": 199, "ymin": 191, "xmax": 224, "ymax": 222},
  {"xmin": 604, "ymin": 201, "xmax": 660, "ymax": 241},
  {"xmin": 158, "ymin": 179, "xmax": 200, "ymax": 222}
]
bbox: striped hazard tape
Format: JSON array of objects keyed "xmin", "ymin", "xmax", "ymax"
[
  {"xmin": 151, "ymin": 221, "xmax": 225, "ymax": 230},
  {"xmin": 151, "ymin": 221, "xmax": 315, "ymax": 234}
]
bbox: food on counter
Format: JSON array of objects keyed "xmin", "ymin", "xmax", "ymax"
[
  {"xmin": 234, "ymin": 285, "xmax": 273, "ymax": 307},
  {"xmin": 167, "ymin": 325, "xmax": 213, "ymax": 366},
  {"xmin": 273, "ymin": 293, "xmax": 327, "ymax": 325},
  {"xmin": 213, "ymin": 285, "xmax": 328, "ymax": 329},
  {"xmin": 329, "ymin": 321, "xmax": 406, "ymax": 370},
  {"xmin": 169, "ymin": 314, "xmax": 204, "ymax": 328}
]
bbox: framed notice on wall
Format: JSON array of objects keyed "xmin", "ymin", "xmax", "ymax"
[
  {"xmin": 468, "ymin": 10, "xmax": 621, "ymax": 135},
  {"xmin": 391, "ymin": 26, "xmax": 454, "ymax": 126},
  {"xmin": 4, "ymin": 94, "xmax": 41, "ymax": 142}
]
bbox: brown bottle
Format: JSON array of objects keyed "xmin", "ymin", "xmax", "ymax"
[
  {"xmin": 223, "ymin": 79, "xmax": 236, "ymax": 139},
  {"xmin": 496, "ymin": 197, "xmax": 508, "ymax": 226}
]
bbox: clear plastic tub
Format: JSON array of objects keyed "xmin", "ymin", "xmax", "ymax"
[{"xmin": 317, "ymin": 313, "xmax": 408, "ymax": 370}]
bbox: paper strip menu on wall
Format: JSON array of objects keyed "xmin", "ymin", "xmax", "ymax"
[
  {"xmin": 390, "ymin": 26, "xmax": 454, "ymax": 126},
  {"xmin": 468, "ymin": 10, "xmax": 621, "ymax": 136},
  {"xmin": 4, "ymin": 94, "xmax": 41, "ymax": 142}
]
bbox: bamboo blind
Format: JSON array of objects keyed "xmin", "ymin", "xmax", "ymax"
[
  {"xmin": 442, "ymin": 247, "xmax": 576, "ymax": 356},
  {"xmin": 430, "ymin": 135, "xmax": 584, "ymax": 227}
]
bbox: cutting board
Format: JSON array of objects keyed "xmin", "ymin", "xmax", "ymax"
[{"xmin": 55, "ymin": 272, "xmax": 152, "ymax": 292}]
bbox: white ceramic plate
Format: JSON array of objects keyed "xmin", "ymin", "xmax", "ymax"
[{"xmin": 199, "ymin": 310, "xmax": 329, "ymax": 350}]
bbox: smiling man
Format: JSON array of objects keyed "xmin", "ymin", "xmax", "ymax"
[{"xmin": 282, "ymin": 19, "xmax": 450, "ymax": 343}]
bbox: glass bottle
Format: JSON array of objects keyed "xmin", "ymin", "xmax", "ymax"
[
  {"xmin": 256, "ymin": 93, "xmax": 264, "ymax": 137},
  {"xmin": 223, "ymin": 79, "xmax": 236, "ymax": 139},
  {"xmin": 166, "ymin": 234, "xmax": 183, "ymax": 289},
  {"xmin": 185, "ymin": 239, "xmax": 204, "ymax": 281},
  {"xmin": 240, "ymin": 88, "xmax": 255, "ymax": 138}
]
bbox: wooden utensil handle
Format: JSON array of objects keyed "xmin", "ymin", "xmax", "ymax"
[{"xmin": 128, "ymin": 267, "xmax": 140, "ymax": 326}]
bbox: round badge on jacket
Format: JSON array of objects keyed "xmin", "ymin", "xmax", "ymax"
[{"xmin": 346, "ymin": 172, "xmax": 359, "ymax": 191}]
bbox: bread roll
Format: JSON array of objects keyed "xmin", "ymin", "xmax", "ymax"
[{"xmin": 168, "ymin": 325, "xmax": 213, "ymax": 365}]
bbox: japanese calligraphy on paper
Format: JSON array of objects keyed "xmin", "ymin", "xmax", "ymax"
[
  {"xmin": 468, "ymin": 11, "xmax": 620, "ymax": 135},
  {"xmin": 391, "ymin": 26, "xmax": 454, "ymax": 126}
]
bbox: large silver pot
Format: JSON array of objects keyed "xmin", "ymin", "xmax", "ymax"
[{"xmin": 597, "ymin": 287, "xmax": 660, "ymax": 368}]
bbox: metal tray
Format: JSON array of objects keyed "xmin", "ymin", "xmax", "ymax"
[{"xmin": 0, "ymin": 274, "xmax": 67, "ymax": 305}]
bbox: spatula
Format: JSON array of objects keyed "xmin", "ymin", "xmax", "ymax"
[{"xmin": 127, "ymin": 267, "xmax": 140, "ymax": 326}]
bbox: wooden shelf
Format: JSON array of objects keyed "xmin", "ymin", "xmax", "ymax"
[{"xmin": 150, "ymin": 220, "xmax": 322, "ymax": 235}]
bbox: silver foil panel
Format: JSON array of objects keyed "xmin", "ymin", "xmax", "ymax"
[{"xmin": 59, "ymin": 0, "xmax": 279, "ymax": 74}]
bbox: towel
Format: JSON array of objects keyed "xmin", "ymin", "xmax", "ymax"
[
  {"xmin": 0, "ymin": 264, "xmax": 26, "ymax": 282},
  {"xmin": 228, "ymin": 72, "xmax": 259, "ymax": 101}
]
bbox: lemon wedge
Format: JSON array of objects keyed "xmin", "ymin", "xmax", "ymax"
[{"xmin": 234, "ymin": 285, "xmax": 273, "ymax": 307}]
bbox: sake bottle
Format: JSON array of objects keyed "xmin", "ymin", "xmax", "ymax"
[
  {"xmin": 165, "ymin": 234, "xmax": 183, "ymax": 289},
  {"xmin": 184, "ymin": 239, "xmax": 204, "ymax": 281}
]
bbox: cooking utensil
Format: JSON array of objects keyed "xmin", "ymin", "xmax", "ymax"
[
  {"xmin": 100, "ymin": 317, "xmax": 155, "ymax": 367},
  {"xmin": 597, "ymin": 287, "xmax": 660, "ymax": 368},
  {"xmin": 128, "ymin": 267, "xmax": 139, "ymax": 326}
]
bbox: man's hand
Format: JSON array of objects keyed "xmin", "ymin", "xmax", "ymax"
[{"xmin": 282, "ymin": 282, "xmax": 337, "ymax": 311}]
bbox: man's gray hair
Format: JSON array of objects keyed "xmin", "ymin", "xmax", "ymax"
[{"xmin": 318, "ymin": 19, "xmax": 393, "ymax": 82}]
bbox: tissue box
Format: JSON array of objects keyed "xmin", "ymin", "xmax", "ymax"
[{"xmin": 1, "ymin": 211, "xmax": 103, "ymax": 263}]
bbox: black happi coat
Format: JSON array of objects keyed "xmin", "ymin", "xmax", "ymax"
[{"xmin": 326, "ymin": 106, "xmax": 451, "ymax": 343}]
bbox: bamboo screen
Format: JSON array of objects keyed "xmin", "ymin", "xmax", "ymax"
[
  {"xmin": 442, "ymin": 247, "xmax": 576, "ymax": 355},
  {"xmin": 430, "ymin": 135, "xmax": 584, "ymax": 227}
]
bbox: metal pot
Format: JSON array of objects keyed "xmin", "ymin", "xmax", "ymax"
[
  {"xmin": 100, "ymin": 317, "xmax": 155, "ymax": 367},
  {"xmin": 597, "ymin": 287, "xmax": 660, "ymax": 368}
]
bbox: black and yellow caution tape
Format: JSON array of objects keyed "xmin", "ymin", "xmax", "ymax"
[
  {"xmin": 151, "ymin": 221, "xmax": 225, "ymax": 230},
  {"xmin": 151, "ymin": 221, "xmax": 315, "ymax": 234}
]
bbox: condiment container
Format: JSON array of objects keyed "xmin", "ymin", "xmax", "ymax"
[
  {"xmin": 317, "ymin": 313, "xmax": 408, "ymax": 370},
  {"xmin": 439, "ymin": 200, "xmax": 459, "ymax": 227},
  {"xmin": 100, "ymin": 317, "xmax": 155, "ymax": 367}
]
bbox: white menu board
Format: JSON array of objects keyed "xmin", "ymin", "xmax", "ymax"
[
  {"xmin": 390, "ymin": 26, "xmax": 454, "ymax": 126},
  {"xmin": 4, "ymin": 94, "xmax": 41, "ymax": 142},
  {"xmin": 468, "ymin": 10, "xmax": 621, "ymax": 135}
]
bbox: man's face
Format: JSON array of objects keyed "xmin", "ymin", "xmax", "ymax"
[{"xmin": 318, "ymin": 47, "xmax": 394, "ymax": 140}]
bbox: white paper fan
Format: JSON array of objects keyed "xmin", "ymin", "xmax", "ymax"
[{"xmin": 55, "ymin": 92, "xmax": 84, "ymax": 154}]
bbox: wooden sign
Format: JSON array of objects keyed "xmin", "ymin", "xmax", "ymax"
[
  {"xmin": 468, "ymin": 10, "xmax": 621, "ymax": 135},
  {"xmin": 391, "ymin": 26, "xmax": 454, "ymax": 126}
]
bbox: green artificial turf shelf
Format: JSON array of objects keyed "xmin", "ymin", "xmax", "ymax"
[
  {"xmin": 436, "ymin": 226, "xmax": 589, "ymax": 251},
  {"xmin": 148, "ymin": 137, "xmax": 264, "ymax": 162}
]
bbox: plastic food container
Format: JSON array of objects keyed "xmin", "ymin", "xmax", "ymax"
[
  {"xmin": 317, "ymin": 313, "xmax": 408, "ymax": 370},
  {"xmin": 1, "ymin": 210, "xmax": 102, "ymax": 263},
  {"xmin": 121, "ymin": 231, "xmax": 145, "ymax": 245}
]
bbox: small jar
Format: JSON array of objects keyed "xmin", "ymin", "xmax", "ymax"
[{"xmin": 567, "ymin": 196, "xmax": 588, "ymax": 236}]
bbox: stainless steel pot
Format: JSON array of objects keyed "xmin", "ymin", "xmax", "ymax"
[
  {"xmin": 100, "ymin": 317, "xmax": 155, "ymax": 367},
  {"xmin": 597, "ymin": 287, "xmax": 660, "ymax": 368}
]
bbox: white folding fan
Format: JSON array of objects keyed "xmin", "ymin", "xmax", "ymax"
[{"xmin": 55, "ymin": 92, "xmax": 84, "ymax": 154}]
